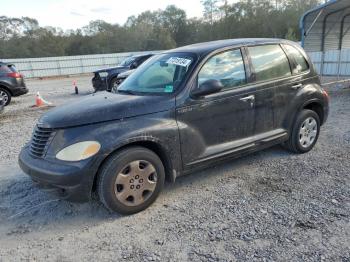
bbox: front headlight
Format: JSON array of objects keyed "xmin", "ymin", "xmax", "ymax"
[
  {"xmin": 56, "ymin": 141, "xmax": 101, "ymax": 162},
  {"xmin": 99, "ymin": 72, "xmax": 108, "ymax": 78}
]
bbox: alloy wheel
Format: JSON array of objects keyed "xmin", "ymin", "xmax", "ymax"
[
  {"xmin": 111, "ymin": 80, "xmax": 121, "ymax": 93},
  {"xmin": 299, "ymin": 117, "xmax": 318, "ymax": 148},
  {"xmin": 0, "ymin": 90, "xmax": 9, "ymax": 105}
]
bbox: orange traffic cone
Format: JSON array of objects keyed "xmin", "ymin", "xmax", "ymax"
[
  {"xmin": 36, "ymin": 92, "xmax": 44, "ymax": 107},
  {"xmin": 34, "ymin": 92, "xmax": 53, "ymax": 107}
]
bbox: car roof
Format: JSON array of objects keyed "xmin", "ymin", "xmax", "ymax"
[
  {"xmin": 132, "ymin": 54, "xmax": 153, "ymax": 58},
  {"xmin": 167, "ymin": 38, "xmax": 293, "ymax": 56},
  {"xmin": 0, "ymin": 62, "xmax": 14, "ymax": 66}
]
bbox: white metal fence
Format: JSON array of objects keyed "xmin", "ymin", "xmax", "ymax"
[
  {"xmin": 3, "ymin": 49, "xmax": 350, "ymax": 78},
  {"xmin": 308, "ymin": 48, "xmax": 350, "ymax": 77},
  {"xmin": 1, "ymin": 51, "xmax": 158, "ymax": 78}
]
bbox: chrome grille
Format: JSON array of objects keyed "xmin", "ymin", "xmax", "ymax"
[{"xmin": 30, "ymin": 126, "xmax": 54, "ymax": 158}]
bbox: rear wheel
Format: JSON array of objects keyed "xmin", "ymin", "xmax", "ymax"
[
  {"xmin": 0, "ymin": 87, "xmax": 11, "ymax": 106},
  {"xmin": 97, "ymin": 147, "xmax": 165, "ymax": 214},
  {"xmin": 284, "ymin": 109, "xmax": 320, "ymax": 153}
]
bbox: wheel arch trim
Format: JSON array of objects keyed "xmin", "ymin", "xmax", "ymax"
[
  {"xmin": 91, "ymin": 136, "xmax": 177, "ymax": 195},
  {"xmin": 300, "ymin": 98, "xmax": 325, "ymax": 125},
  {"xmin": 0, "ymin": 82, "xmax": 13, "ymax": 95}
]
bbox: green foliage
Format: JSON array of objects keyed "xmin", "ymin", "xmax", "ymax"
[{"xmin": 0, "ymin": 0, "xmax": 321, "ymax": 59}]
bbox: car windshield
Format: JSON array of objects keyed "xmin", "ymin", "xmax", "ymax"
[
  {"xmin": 117, "ymin": 53, "xmax": 195, "ymax": 95},
  {"xmin": 119, "ymin": 57, "xmax": 135, "ymax": 67}
]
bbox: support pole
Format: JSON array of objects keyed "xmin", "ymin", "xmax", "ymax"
[{"xmin": 337, "ymin": 14, "xmax": 350, "ymax": 80}]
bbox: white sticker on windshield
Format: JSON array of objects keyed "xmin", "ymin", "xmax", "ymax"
[{"xmin": 166, "ymin": 57, "xmax": 192, "ymax": 67}]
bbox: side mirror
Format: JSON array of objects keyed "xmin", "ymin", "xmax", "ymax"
[
  {"xmin": 130, "ymin": 61, "xmax": 138, "ymax": 69},
  {"xmin": 191, "ymin": 79, "xmax": 223, "ymax": 98}
]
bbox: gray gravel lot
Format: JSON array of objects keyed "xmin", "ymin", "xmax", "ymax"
[{"xmin": 0, "ymin": 76, "xmax": 349, "ymax": 261}]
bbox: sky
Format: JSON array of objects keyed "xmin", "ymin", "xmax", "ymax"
[{"xmin": 1, "ymin": 0, "xmax": 235, "ymax": 30}]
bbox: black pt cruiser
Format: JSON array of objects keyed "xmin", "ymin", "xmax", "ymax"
[{"xmin": 19, "ymin": 39, "xmax": 329, "ymax": 214}]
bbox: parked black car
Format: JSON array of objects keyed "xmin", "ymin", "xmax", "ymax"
[
  {"xmin": 110, "ymin": 69, "xmax": 135, "ymax": 93},
  {"xmin": 19, "ymin": 39, "xmax": 329, "ymax": 214},
  {"xmin": 0, "ymin": 62, "xmax": 28, "ymax": 106},
  {"xmin": 92, "ymin": 54, "xmax": 153, "ymax": 92}
]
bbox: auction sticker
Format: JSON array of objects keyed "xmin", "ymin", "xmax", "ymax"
[
  {"xmin": 166, "ymin": 57, "xmax": 192, "ymax": 67},
  {"xmin": 164, "ymin": 85, "xmax": 174, "ymax": 93}
]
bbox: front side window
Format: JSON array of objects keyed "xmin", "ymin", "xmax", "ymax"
[
  {"xmin": 283, "ymin": 44, "xmax": 309, "ymax": 74},
  {"xmin": 118, "ymin": 53, "xmax": 195, "ymax": 94},
  {"xmin": 198, "ymin": 49, "xmax": 247, "ymax": 89},
  {"xmin": 248, "ymin": 45, "xmax": 292, "ymax": 82}
]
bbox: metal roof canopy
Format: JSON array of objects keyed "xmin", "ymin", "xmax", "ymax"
[
  {"xmin": 300, "ymin": 0, "xmax": 350, "ymax": 78},
  {"xmin": 300, "ymin": 0, "xmax": 350, "ymax": 52}
]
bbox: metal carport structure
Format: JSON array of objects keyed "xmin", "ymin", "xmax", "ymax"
[{"xmin": 300, "ymin": 0, "xmax": 350, "ymax": 77}]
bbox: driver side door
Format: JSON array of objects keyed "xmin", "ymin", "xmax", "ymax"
[{"xmin": 176, "ymin": 48, "xmax": 256, "ymax": 168}]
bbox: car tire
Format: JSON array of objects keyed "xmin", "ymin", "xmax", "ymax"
[
  {"xmin": 108, "ymin": 77, "xmax": 119, "ymax": 92},
  {"xmin": 0, "ymin": 87, "xmax": 11, "ymax": 106},
  {"xmin": 97, "ymin": 146, "xmax": 165, "ymax": 214},
  {"xmin": 284, "ymin": 109, "xmax": 320, "ymax": 154}
]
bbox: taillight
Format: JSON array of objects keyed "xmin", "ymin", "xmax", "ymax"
[
  {"xmin": 322, "ymin": 89, "xmax": 330, "ymax": 102},
  {"xmin": 7, "ymin": 72, "xmax": 22, "ymax": 78}
]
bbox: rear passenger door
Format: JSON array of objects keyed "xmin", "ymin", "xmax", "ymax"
[
  {"xmin": 246, "ymin": 44, "xmax": 293, "ymax": 137},
  {"xmin": 274, "ymin": 44, "xmax": 311, "ymax": 130}
]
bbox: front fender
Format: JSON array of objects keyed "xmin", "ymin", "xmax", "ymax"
[
  {"xmin": 107, "ymin": 69, "xmax": 127, "ymax": 83},
  {"xmin": 46, "ymin": 110, "xmax": 181, "ymax": 185}
]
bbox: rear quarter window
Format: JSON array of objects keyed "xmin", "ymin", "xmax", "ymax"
[
  {"xmin": 0, "ymin": 64, "xmax": 17, "ymax": 74},
  {"xmin": 248, "ymin": 45, "xmax": 292, "ymax": 82},
  {"xmin": 0, "ymin": 65, "xmax": 11, "ymax": 74},
  {"xmin": 283, "ymin": 44, "xmax": 309, "ymax": 74}
]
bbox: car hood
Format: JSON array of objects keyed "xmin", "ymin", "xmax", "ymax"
[
  {"xmin": 94, "ymin": 66, "xmax": 128, "ymax": 73},
  {"xmin": 118, "ymin": 69, "xmax": 135, "ymax": 78},
  {"xmin": 39, "ymin": 92, "xmax": 175, "ymax": 129}
]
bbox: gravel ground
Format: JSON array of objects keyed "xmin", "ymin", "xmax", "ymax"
[{"xmin": 0, "ymin": 76, "xmax": 349, "ymax": 261}]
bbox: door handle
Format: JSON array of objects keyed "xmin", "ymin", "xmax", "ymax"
[
  {"xmin": 240, "ymin": 95, "xmax": 255, "ymax": 102},
  {"xmin": 291, "ymin": 83, "xmax": 303, "ymax": 90},
  {"xmin": 240, "ymin": 95, "xmax": 255, "ymax": 107}
]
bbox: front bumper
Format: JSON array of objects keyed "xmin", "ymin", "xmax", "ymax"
[
  {"xmin": 18, "ymin": 145, "xmax": 97, "ymax": 202},
  {"xmin": 92, "ymin": 75, "xmax": 107, "ymax": 92}
]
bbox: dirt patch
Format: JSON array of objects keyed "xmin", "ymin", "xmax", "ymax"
[{"xmin": 0, "ymin": 77, "xmax": 349, "ymax": 261}]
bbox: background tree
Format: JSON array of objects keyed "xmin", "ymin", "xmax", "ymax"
[{"xmin": 0, "ymin": 0, "xmax": 322, "ymax": 59}]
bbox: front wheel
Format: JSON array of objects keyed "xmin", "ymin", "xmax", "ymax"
[
  {"xmin": 97, "ymin": 147, "xmax": 165, "ymax": 214},
  {"xmin": 108, "ymin": 78, "xmax": 120, "ymax": 92},
  {"xmin": 284, "ymin": 109, "xmax": 320, "ymax": 154}
]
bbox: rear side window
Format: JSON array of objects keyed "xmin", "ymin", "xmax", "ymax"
[
  {"xmin": 248, "ymin": 45, "xmax": 291, "ymax": 82},
  {"xmin": 0, "ymin": 65, "xmax": 12, "ymax": 74},
  {"xmin": 198, "ymin": 49, "xmax": 247, "ymax": 90},
  {"xmin": 283, "ymin": 44, "xmax": 309, "ymax": 74}
]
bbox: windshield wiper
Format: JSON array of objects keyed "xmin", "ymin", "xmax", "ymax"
[{"xmin": 118, "ymin": 89, "xmax": 137, "ymax": 95}]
